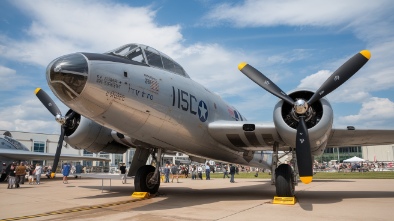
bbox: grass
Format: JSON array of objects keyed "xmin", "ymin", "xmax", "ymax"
[{"xmin": 205, "ymin": 171, "xmax": 394, "ymax": 179}]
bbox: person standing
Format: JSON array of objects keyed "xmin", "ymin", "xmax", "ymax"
[
  {"xmin": 15, "ymin": 162, "xmax": 27, "ymax": 188},
  {"xmin": 223, "ymin": 165, "xmax": 230, "ymax": 178},
  {"xmin": 62, "ymin": 163, "xmax": 71, "ymax": 184},
  {"xmin": 171, "ymin": 164, "xmax": 179, "ymax": 183},
  {"xmin": 191, "ymin": 165, "xmax": 197, "ymax": 180},
  {"xmin": 197, "ymin": 164, "xmax": 203, "ymax": 180},
  {"xmin": 6, "ymin": 162, "xmax": 17, "ymax": 189},
  {"xmin": 229, "ymin": 164, "xmax": 236, "ymax": 183},
  {"xmin": 185, "ymin": 165, "xmax": 189, "ymax": 178},
  {"xmin": 75, "ymin": 162, "xmax": 82, "ymax": 178},
  {"xmin": 164, "ymin": 164, "xmax": 170, "ymax": 183},
  {"xmin": 205, "ymin": 163, "xmax": 211, "ymax": 180},
  {"xmin": 28, "ymin": 165, "xmax": 35, "ymax": 184},
  {"xmin": 34, "ymin": 163, "xmax": 42, "ymax": 185},
  {"xmin": 119, "ymin": 163, "xmax": 127, "ymax": 184}
]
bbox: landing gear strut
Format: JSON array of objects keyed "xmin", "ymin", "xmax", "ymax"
[{"xmin": 270, "ymin": 143, "xmax": 297, "ymax": 197}]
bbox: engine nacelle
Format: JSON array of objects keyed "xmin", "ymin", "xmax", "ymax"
[
  {"xmin": 64, "ymin": 110, "xmax": 129, "ymax": 153},
  {"xmin": 273, "ymin": 90, "xmax": 333, "ymax": 156}
]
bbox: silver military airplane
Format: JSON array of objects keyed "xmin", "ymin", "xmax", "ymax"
[
  {"xmin": 0, "ymin": 131, "xmax": 110, "ymax": 181},
  {"xmin": 34, "ymin": 43, "xmax": 394, "ymax": 197}
]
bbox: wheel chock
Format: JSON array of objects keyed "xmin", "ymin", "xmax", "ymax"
[
  {"xmin": 131, "ymin": 192, "xmax": 150, "ymax": 199},
  {"xmin": 272, "ymin": 196, "xmax": 296, "ymax": 205}
]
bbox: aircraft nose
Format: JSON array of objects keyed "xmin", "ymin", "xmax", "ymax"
[{"xmin": 47, "ymin": 53, "xmax": 88, "ymax": 102}]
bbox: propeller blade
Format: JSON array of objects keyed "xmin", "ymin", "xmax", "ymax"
[
  {"xmin": 308, "ymin": 50, "xmax": 371, "ymax": 105},
  {"xmin": 295, "ymin": 116, "xmax": 313, "ymax": 184},
  {"xmin": 238, "ymin": 62, "xmax": 294, "ymax": 105},
  {"xmin": 35, "ymin": 88, "xmax": 61, "ymax": 117},
  {"xmin": 50, "ymin": 125, "xmax": 65, "ymax": 178}
]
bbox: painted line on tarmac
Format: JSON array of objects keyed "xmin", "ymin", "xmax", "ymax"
[{"xmin": 0, "ymin": 197, "xmax": 152, "ymax": 221}]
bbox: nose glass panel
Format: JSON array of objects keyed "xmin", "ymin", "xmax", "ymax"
[{"xmin": 48, "ymin": 54, "xmax": 88, "ymax": 101}]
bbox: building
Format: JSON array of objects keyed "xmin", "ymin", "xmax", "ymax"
[
  {"xmin": 0, "ymin": 130, "xmax": 118, "ymax": 169},
  {"xmin": 315, "ymin": 145, "xmax": 394, "ymax": 163},
  {"xmin": 362, "ymin": 145, "xmax": 394, "ymax": 162}
]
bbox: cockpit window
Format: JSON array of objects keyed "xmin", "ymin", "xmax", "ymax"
[
  {"xmin": 126, "ymin": 47, "xmax": 145, "ymax": 64},
  {"xmin": 2, "ymin": 136, "xmax": 30, "ymax": 151},
  {"xmin": 106, "ymin": 44, "xmax": 189, "ymax": 78},
  {"xmin": 145, "ymin": 50, "xmax": 163, "ymax": 68},
  {"xmin": 113, "ymin": 44, "xmax": 138, "ymax": 56},
  {"xmin": 162, "ymin": 56, "xmax": 186, "ymax": 76}
]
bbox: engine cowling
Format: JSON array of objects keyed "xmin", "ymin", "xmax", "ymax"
[
  {"xmin": 273, "ymin": 90, "xmax": 333, "ymax": 156},
  {"xmin": 63, "ymin": 110, "xmax": 129, "ymax": 153}
]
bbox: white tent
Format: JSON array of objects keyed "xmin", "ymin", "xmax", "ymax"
[{"xmin": 343, "ymin": 156, "xmax": 365, "ymax": 162}]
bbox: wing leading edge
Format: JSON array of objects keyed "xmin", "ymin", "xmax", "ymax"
[{"xmin": 327, "ymin": 128, "xmax": 394, "ymax": 147}]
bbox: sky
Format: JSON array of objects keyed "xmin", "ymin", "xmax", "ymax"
[{"xmin": 1, "ymin": 0, "xmax": 394, "ymax": 134}]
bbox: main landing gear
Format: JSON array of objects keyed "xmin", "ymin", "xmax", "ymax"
[
  {"xmin": 275, "ymin": 164, "xmax": 295, "ymax": 197},
  {"xmin": 130, "ymin": 147, "xmax": 162, "ymax": 194},
  {"xmin": 135, "ymin": 165, "xmax": 160, "ymax": 194},
  {"xmin": 271, "ymin": 142, "xmax": 297, "ymax": 197}
]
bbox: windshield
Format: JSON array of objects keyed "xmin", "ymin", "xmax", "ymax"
[
  {"xmin": 111, "ymin": 44, "xmax": 138, "ymax": 56},
  {"xmin": 106, "ymin": 44, "xmax": 189, "ymax": 77}
]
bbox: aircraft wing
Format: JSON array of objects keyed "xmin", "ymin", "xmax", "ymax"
[
  {"xmin": 327, "ymin": 128, "xmax": 394, "ymax": 147},
  {"xmin": 208, "ymin": 121, "xmax": 394, "ymax": 151},
  {"xmin": 208, "ymin": 121, "xmax": 285, "ymax": 151},
  {"xmin": 0, "ymin": 149, "xmax": 110, "ymax": 161}
]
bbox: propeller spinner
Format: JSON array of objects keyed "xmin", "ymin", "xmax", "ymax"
[{"xmin": 239, "ymin": 50, "xmax": 371, "ymax": 184}]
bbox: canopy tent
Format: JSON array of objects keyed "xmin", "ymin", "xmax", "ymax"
[{"xmin": 343, "ymin": 156, "xmax": 365, "ymax": 162}]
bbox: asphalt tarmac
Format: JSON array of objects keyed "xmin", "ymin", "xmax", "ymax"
[{"xmin": 1, "ymin": 174, "xmax": 394, "ymax": 221}]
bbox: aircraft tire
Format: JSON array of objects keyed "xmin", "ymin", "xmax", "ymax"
[
  {"xmin": 275, "ymin": 164, "xmax": 295, "ymax": 197},
  {"xmin": 134, "ymin": 165, "xmax": 160, "ymax": 194}
]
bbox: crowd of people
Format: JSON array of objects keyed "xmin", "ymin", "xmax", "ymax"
[
  {"xmin": 2, "ymin": 160, "xmax": 281, "ymax": 188},
  {"xmin": 1, "ymin": 161, "xmax": 83, "ymax": 189},
  {"xmin": 313, "ymin": 161, "xmax": 393, "ymax": 172},
  {"xmin": 1, "ymin": 162, "xmax": 44, "ymax": 188},
  {"xmin": 160, "ymin": 162, "xmax": 240, "ymax": 183}
]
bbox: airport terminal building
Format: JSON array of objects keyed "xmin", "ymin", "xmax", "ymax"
[
  {"xmin": 0, "ymin": 130, "xmax": 129, "ymax": 171},
  {"xmin": 0, "ymin": 129, "xmax": 191, "ymax": 171}
]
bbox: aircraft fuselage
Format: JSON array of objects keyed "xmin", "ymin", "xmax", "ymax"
[{"xmin": 47, "ymin": 49, "xmax": 272, "ymax": 169}]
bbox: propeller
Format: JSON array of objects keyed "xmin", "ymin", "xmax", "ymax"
[
  {"xmin": 239, "ymin": 50, "xmax": 371, "ymax": 184},
  {"xmin": 35, "ymin": 88, "xmax": 75, "ymax": 178}
]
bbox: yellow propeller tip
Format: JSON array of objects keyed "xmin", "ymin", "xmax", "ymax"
[
  {"xmin": 300, "ymin": 176, "xmax": 313, "ymax": 184},
  {"xmin": 238, "ymin": 62, "xmax": 247, "ymax": 70},
  {"xmin": 360, "ymin": 50, "xmax": 371, "ymax": 60},
  {"xmin": 34, "ymin": 88, "xmax": 41, "ymax": 94}
]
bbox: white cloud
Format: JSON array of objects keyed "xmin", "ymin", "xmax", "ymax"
[
  {"xmin": 338, "ymin": 97, "xmax": 394, "ymax": 128},
  {"xmin": 297, "ymin": 70, "xmax": 331, "ymax": 90},
  {"xmin": 0, "ymin": 0, "xmax": 183, "ymax": 67},
  {"xmin": 0, "ymin": 96, "xmax": 61, "ymax": 134},
  {"xmin": 205, "ymin": 0, "xmax": 393, "ymax": 27},
  {"xmin": 177, "ymin": 43, "xmax": 258, "ymax": 97},
  {"xmin": 0, "ymin": 65, "xmax": 16, "ymax": 76},
  {"xmin": 0, "ymin": 65, "xmax": 30, "ymax": 91}
]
